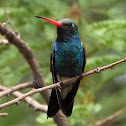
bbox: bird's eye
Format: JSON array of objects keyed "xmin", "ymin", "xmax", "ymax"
[{"xmin": 68, "ymin": 23, "xmax": 72, "ymax": 26}]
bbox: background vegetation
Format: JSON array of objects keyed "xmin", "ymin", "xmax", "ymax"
[{"xmin": 0, "ymin": 0, "xmax": 126, "ymax": 125}]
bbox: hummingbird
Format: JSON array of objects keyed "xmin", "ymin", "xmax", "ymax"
[{"xmin": 35, "ymin": 16, "xmax": 86, "ymax": 118}]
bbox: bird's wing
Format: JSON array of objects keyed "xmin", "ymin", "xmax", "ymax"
[
  {"xmin": 50, "ymin": 44, "xmax": 55, "ymax": 73},
  {"xmin": 81, "ymin": 42, "xmax": 86, "ymax": 73},
  {"xmin": 50, "ymin": 44, "xmax": 58, "ymax": 83},
  {"xmin": 47, "ymin": 44, "xmax": 60, "ymax": 118}
]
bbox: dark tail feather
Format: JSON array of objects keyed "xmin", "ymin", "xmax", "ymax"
[
  {"xmin": 47, "ymin": 89, "xmax": 60, "ymax": 118},
  {"xmin": 57, "ymin": 79, "xmax": 80, "ymax": 117}
]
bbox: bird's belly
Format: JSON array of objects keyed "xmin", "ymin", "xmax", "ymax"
[{"xmin": 57, "ymin": 76, "xmax": 75, "ymax": 99}]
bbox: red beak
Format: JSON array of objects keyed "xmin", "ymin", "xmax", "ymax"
[{"xmin": 35, "ymin": 16, "xmax": 63, "ymax": 27}]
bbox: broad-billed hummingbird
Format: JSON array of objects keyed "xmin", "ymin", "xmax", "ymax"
[{"xmin": 35, "ymin": 16, "xmax": 86, "ymax": 117}]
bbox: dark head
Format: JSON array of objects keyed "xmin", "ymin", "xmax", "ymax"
[{"xmin": 35, "ymin": 16, "xmax": 79, "ymax": 42}]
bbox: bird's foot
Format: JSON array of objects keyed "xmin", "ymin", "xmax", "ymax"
[
  {"xmin": 57, "ymin": 80, "xmax": 63, "ymax": 92},
  {"xmin": 60, "ymin": 80, "xmax": 63, "ymax": 86},
  {"xmin": 79, "ymin": 74, "xmax": 83, "ymax": 80}
]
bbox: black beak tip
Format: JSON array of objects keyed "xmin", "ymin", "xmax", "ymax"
[{"xmin": 35, "ymin": 16, "xmax": 42, "ymax": 18}]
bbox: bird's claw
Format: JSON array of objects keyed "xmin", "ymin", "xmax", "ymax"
[
  {"xmin": 57, "ymin": 81, "xmax": 63, "ymax": 92},
  {"xmin": 79, "ymin": 74, "xmax": 83, "ymax": 80},
  {"xmin": 59, "ymin": 80, "xmax": 63, "ymax": 86}
]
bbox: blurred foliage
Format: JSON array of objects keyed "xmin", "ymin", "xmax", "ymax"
[{"xmin": 0, "ymin": 0, "xmax": 126, "ymax": 126}]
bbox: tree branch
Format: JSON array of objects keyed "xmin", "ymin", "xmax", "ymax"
[
  {"xmin": 0, "ymin": 83, "xmax": 59, "ymax": 110},
  {"xmin": 94, "ymin": 107, "xmax": 126, "ymax": 126},
  {"xmin": 0, "ymin": 57, "xmax": 125, "ymax": 110},
  {"xmin": 0, "ymin": 113, "xmax": 8, "ymax": 117},
  {"xmin": 4, "ymin": 9, "xmax": 19, "ymax": 37},
  {"xmin": 0, "ymin": 85, "xmax": 47, "ymax": 113},
  {"xmin": 0, "ymin": 23, "xmax": 45, "ymax": 89},
  {"xmin": 0, "ymin": 82, "xmax": 33, "ymax": 98},
  {"xmin": 0, "ymin": 84, "xmax": 68, "ymax": 126},
  {"xmin": 0, "ymin": 22, "xmax": 48, "ymax": 95}
]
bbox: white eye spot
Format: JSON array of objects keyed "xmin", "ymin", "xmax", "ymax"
[{"xmin": 72, "ymin": 23, "xmax": 74, "ymax": 27}]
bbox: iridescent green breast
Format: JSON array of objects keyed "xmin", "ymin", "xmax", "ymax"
[{"xmin": 54, "ymin": 37, "xmax": 84, "ymax": 77}]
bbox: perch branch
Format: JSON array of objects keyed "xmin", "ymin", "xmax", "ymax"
[
  {"xmin": 0, "ymin": 82, "xmax": 33, "ymax": 98},
  {"xmin": 0, "ymin": 57, "xmax": 125, "ymax": 110},
  {"xmin": 0, "ymin": 83, "xmax": 59, "ymax": 110},
  {"xmin": 94, "ymin": 107, "xmax": 126, "ymax": 126},
  {"xmin": 0, "ymin": 113, "xmax": 8, "ymax": 117},
  {"xmin": 0, "ymin": 85, "xmax": 47, "ymax": 113}
]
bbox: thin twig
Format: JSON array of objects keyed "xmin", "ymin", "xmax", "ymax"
[
  {"xmin": 0, "ymin": 85, "xmax": 47, "ymax": 113},
  {"xmin": 0, "ymin": 82, "xmax": 33, "ymax": 98},
  {"xmin": 0, "ymin": 57, "xmax": 125, "ymax": 110},
  {"xmin": 94, "ymin": 107, "xmax": 126, "ymax": 126},
  {"xmin": 82, "ymin": 57, "xmax": 126, "ymax": 76},
  {"xmin": 0, "ymin": 113, "xmax": 8, "ymax": 117},
  {"xmin": 4, "ymin": 9, "xmax": 19, "ymax": 37},
  {"xmin": 0, "ymin": 83, "xmax": 59, "ymax": 110}
]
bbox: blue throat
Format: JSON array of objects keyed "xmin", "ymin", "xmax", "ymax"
[{"xmin": 54, "ymin": 33, "xmax": 84, "ymax": 77}]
